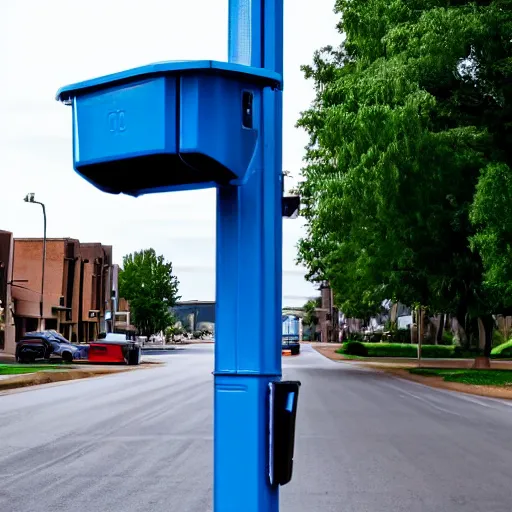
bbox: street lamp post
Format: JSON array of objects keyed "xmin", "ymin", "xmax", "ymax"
[{"xmin": 24, "ymin": 193, "xmax": 46, "ymax": 331}]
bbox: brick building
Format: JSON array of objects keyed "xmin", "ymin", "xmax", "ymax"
[
  {"xmin": 0, "ymin": 230, "xmax": 15, "ymax": 355},
  {"xmin": 11, "ymin": 238, "xmax": 116, "ymax": 344},
  {"xmin": 78, "ymin": 243, "xmax": 114, "ymax": 342},
  {"xmin": 114, "ymin": 297, "xmax": 137, "ymax": 336},
  {"xmin": 315, "ymin": 283, "xmax": 339, "ymax": 343}
]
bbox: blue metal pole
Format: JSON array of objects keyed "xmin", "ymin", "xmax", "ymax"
[{"xmin": 214, "ymin": 1, "xmax": 284, "ymax": 511}]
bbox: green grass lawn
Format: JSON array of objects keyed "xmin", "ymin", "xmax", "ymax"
[
  {"xmin": 409, "ymin": 368, "xmax": 512, "ymax": 386},
  {"xmin": 0, "ymin": 364, "xmax": 69, "ymax": 376},
  {"xmin": 333, "ymin": 353, "xmax": 365, "ymax": 360}
]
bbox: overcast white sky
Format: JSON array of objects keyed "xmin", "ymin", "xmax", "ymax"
[{"xmin": 0, "ymin": 0, "xmax": 339, "ymax": 307}]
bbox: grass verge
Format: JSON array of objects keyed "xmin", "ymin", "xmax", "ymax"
[
  {"xmin": 0, "ymin": 368, "xmax": 134, "ymax": 392},
  {"xmin": 409, "ymin": 368, "xmax": 512, "ymax": 387},
  {"xmin": 0, "ymin": 364, "xmax": 70, "ymax": 376}
]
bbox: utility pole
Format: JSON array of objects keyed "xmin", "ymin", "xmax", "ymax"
[
  {"xmin": 214, "ymin": 2, "xmax": 284, "ymax": 510},
  {"xmin": 57, "ymin": 2, "xmax": 297, "ymax": 511}
]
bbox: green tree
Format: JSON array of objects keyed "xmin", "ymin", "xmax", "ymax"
[
  {"xmin": 298, "ymin": 0, "xmax": 512, "ymax": 357},
  {"xmin": 119, "ymin": 249, "xmax": 180, "ymax": 337},
  {"xmin": 471, "ymin": 163, "xmax": 512, "ymax": 308},
  {"xmin": 302, "ymin": 298, "xmax": 322, "ymax": 340}
]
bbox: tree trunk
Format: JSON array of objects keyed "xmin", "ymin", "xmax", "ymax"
[
  {"xmin": 411, "ymin": 308, "xmax": 418, "ymax": 344},
  {"xmin": 477, "ymin": 318, "xmax": 486, "ymax": 351},
  {"xmin": 454, "ymin": 300, "xmax": 468, "ymax": 347},
  {"xmin": 390, "ymin": 303, "xmax": 398, "ymax": 328},
  {"xmin": 417, "ymin": 307, "xmax": 423, "ymax": 366},
  {"xmin": 436, "ymin": 314, "xmax": 445, "ymax": 345},
  {"xmin": 421, "ymin": 307, "xmax": 426, "ymax": 344},
  {"xmin": 425, "ymin": 312, "xmax": 436, "ymax": 343},
  {"xmin": 473, "ymin": 315, "xmax": 494, "ymax": 368}
]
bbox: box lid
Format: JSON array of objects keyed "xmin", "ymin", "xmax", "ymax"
[{"xmin": 56, "ymin": 60, "xmax": 283, "ymax": 101}]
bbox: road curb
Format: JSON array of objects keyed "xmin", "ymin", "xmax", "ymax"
[{"xmin": 0, "ymin": 367, "xmax": 141, "ymax": 393}]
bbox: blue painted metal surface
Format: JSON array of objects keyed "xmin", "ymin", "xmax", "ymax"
[
  {"xmin": 56, "ymin": 60, "xmax": 282, "ymax": 100},
  {"xmin": 214, "ymin": 375, "xmax": 277, "ymax": 510},
  {"xmin": 56, "ymin": 1, "xmax": 285, "ymax": 510},
  {"xmin": 214, "ymin": 1, "xmax": 284, "ymax": 511},
  {"xmin": 58, "ymin": 60, "xmax": 281, "ymax": 197},
  {"xmin": 227, "ymin": 0, "xmax": 262, "ymax": 66}
]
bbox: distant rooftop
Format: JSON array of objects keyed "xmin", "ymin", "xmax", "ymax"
[{"xmin": 14, "ymin": 237, "xmax": 77, "ymax": 241}]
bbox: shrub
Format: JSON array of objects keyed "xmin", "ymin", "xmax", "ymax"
[
  {"xmin": 338, "ymin": 342, "xmax": 469, "ymax": 358},
  {"xmin": 390, "ymin": 329, "xmax": 411, "ymax": 344},
  {"xmin": 491, "ymin": 340, "xmax": 512, "ymax": 358},
  {"xmin": 363, "ymin": 343, "xmax": 461, "ymax": 358},
  {"xmin": 439, "ymin": 330, "xmax": 454, "ymax": 345},
  {"xmin": 364, "ymin": 343, "xmax": 416, "ymax": 358},
  {"xmin": 492, "ymin": 329, "xmax": 506, "ymax": 348},
  {"xmin": 422, "ymin": 345, "xmax": 462, "ymax": 358},
  {"xmin": 341, "ymin": 341, "xmax": 368, "ymax": 357},
  {"xmin": 349, "ymin": 331, "xmax": 364, "ymax": 342},
  {"xmin": 367, "ymin": 332, "xmax": 383, "ymax": 343}
]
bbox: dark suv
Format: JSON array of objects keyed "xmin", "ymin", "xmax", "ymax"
[{"xmin": 15, "ymin": 330, "xmax": 84, "ymax": 363}]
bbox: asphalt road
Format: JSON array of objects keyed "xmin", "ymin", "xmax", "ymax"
[{"xmin": 1, "ymin": 344, "xmax": 512, "ymax": 511}]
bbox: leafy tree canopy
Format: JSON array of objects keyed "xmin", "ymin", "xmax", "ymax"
[
  {"xmin": 297, "ymin": 0, "xmax": 512, "ymax": 350},
  {"xmin": 471, "ymin": 162, "xmax": 512, "ymax": 305},
  {"xmin": 303, "ymin": 297, "xmax": 322, "ymax": 327},
  {"xmin": 119, "ymin": 248, "xmax": 180, "ymax": 337}
]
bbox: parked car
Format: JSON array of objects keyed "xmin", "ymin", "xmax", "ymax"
[{"xmin": 16, "ymin": 330, "xmax": 84, "ymax": 363}]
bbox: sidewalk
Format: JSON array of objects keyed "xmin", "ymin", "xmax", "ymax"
[
  {"xmin": 141, "ymin": 346, "xmax": 179, "ymax": 352},
  {"xmin": 0, "ymin": 354, "xmax": 16, "ymax": 364}
]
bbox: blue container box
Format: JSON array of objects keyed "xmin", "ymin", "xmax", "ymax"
[{"xmin": 57, "ymin": 61, "xmax": 282, "ymax": 196}]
